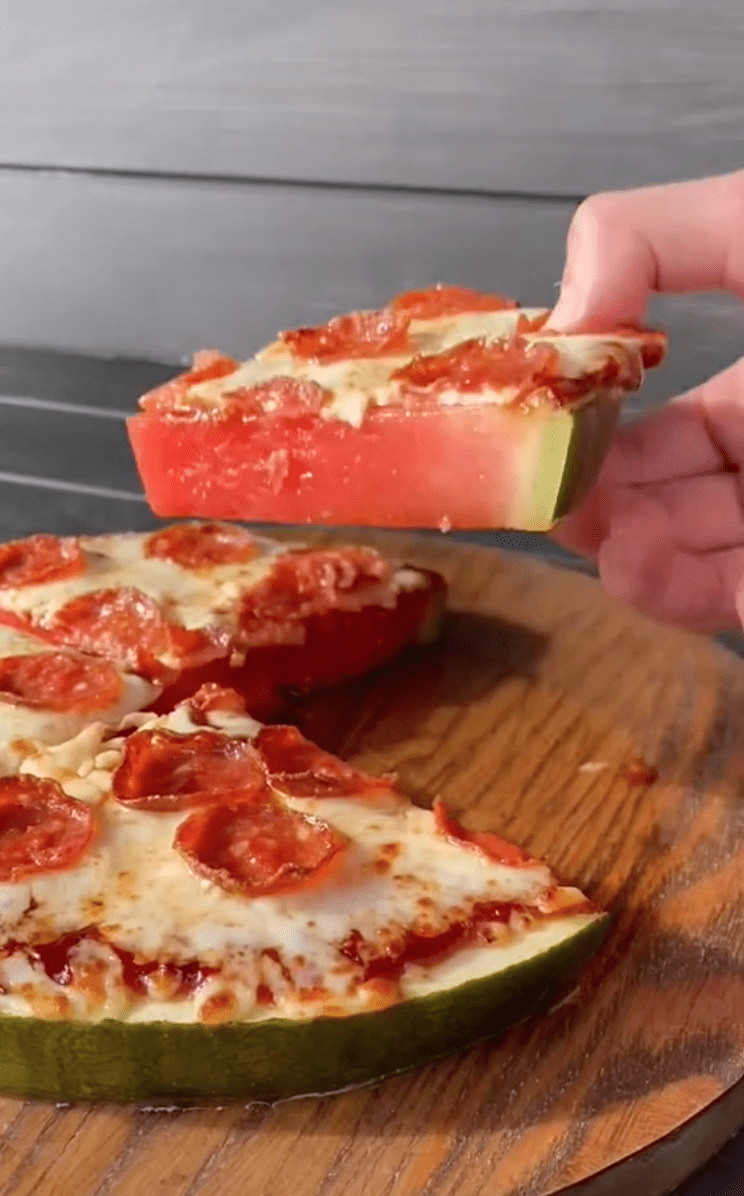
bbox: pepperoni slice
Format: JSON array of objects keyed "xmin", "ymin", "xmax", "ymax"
[
  {"xmin": 190, "ymin": 350, "xmax": 239, "ymax": 376},
  {"xmin": 393, "ymin": 337, "xmax": 637, "ymax": 406},
  {"xmin": 0, "ymin": 652, "xmax": 122, "ymax": 714},
  {"xmin": 0, "ymin": 534, "xmax": 86, "ymax": 590},
  {"xmin": 174, "ymin": 791, "xmax": 348, "ymax": 897},
  {"xmin": 140, "ymin": 351, "xmax": 239, "ymax": 415},
  {"xmin": 219, "ymin": 378, "xmax": 329, "ymax": 420},
  {"xmin": 48, "ymin": 587, "xmax": 222, "ymax": 683},
  {"xmin": 281, "ymin": 307, "xmax": 411, "ymax": 363},
  {"xmin": 113, "ymin": 728, "xmax": 265, "ymax": 811},
  {"xmin": 255, "ymin": 725, "xmax": 395, "ymax": 798},
  {"xmin": 146, "ymin": 523, "xmax": 259, "ymax": 568},
  {"xmin": 391, "ymin": 285, "xmax": 518, "ymax": 320},
  {"xmin": 0, "ymin": 776, "xmax": 96, "ymax": 881},
  {"xmin": 433, "ymin": 799, "xmax": 535, "ymax": 867},
  {"xmin": 392, "ymin": 338, "xmax": 560, "ymax": 395},
  {"xmin": 187, "ymin": 684, "xmax": 249, "ymax": 725},
  {"xmin": 239, "ymin": 548, "xmax": 391, "ymax": 646}
]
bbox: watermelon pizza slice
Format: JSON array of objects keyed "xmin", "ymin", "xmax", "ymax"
[
  {"xmin": 128, "ymin": 284, "xmax": 666, "ymax": 532},
  {"xmin": 0, "ymin": 524, "xmax": 444, "ymax": 725},
  {"xmin": 0, "ymin": 685, "xmax": 608, "ymax": 1103}
]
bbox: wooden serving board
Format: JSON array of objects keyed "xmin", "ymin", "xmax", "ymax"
[{"xmin": 3, "ymin": 533, "xmax": 744, "ymax": 1196}]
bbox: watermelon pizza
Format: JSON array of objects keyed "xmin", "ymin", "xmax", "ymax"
[
  {"xmin": 0, "ymin": 524, "xmax": 443, "ymax": 722},
  {"xmin": 128, "ymin": 285, "xmax": 666, "ymax": 532},
  {"xmin": 0, "ymin": 521, "xmax": 609, "ymax": 1102}
]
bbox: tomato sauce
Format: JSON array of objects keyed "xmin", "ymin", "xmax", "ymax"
[
  {"xmin": 340, "ymin": 900, "xmax": 526, "ymax": 984},
  {"xmin": 8, "ymin": 928, "xmax": 218, "ymax": 996}
]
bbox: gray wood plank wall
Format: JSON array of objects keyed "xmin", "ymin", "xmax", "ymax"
[
  {"xmin": 0, "ymin": 0, "xmax": 742, "ymax": 553},
  {"xmin": 1, "ymin": 0, "xmax": 743, "ymax": 194}
]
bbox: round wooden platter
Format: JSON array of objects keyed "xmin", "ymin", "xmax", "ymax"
[{"xmin": 3, "ymin": 533, "xmax": 744, "ymax": 1196}]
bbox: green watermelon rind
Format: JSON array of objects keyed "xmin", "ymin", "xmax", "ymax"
[
  {"xmin": 0, "ymin": 913, "xmax": 609, "ymax": 1104},
  {"xmin": 524, "ymin": 394, "xmax": 622, "ymax": 532}
]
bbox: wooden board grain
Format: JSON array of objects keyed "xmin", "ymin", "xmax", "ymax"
[
  {"xmin": 0, "ymin": 0, "xmax": 742, "ymax": 195},
  {"xmin": 1, "ymin": 535, "xmax": 744, "ymax": 1196},
  {"xmin": 0, "ymin": 172, "xmax": 742, "ymax": 406}
]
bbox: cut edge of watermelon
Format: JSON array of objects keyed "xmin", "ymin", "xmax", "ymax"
[{"xmin": 513, "ymin": 392, "xmax": 622, "ymax": 532}]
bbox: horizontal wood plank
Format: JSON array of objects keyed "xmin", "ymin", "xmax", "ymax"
[
  {"xmin": 0, "ymin": 404, "xmax": 135, "ymax": 491},
  {"xmin": 0, "ymin": 348, "xmax": 173, "ymax": 412},
  {"xmin": 0, "ymin": 1, "xmax": 743, "ymax": 195},
  {"xmin": 0, "ymin": 481, "xmax": 156, "ymax": 541},
  {"xmin": 0, "ymin": 172, "xmax": 571, "ymax": 361},
  {"xmin": 0, "ymin": 172, "xmax": 742, "ymax": 409}
]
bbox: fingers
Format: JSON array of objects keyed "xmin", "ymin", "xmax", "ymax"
[
  {"xmin": 642, "ymin": 474, "xmax": 744, "ymax": 552},
  {"xmin": 553, "ymin": 357, "xmax": 744, "ymax": 559},
  {"xmin": 598, "ymin": 400, "xmax": 723, "ymax": 488},
  {"xmin": 551, "ymin": 436, "xmax": 744, "ymax": 631},
  {"xmin": 551, "ymin": 402, "xmax": 724, "ymax": 559},
  {"xmin": 546, "ymin": 169, "xmax": 744, "ymax": 628},
  {"xmin": 615, "ymin": 357, "xmax": 744, "ymax": 486},
  {"xmin": 596, "ymin": 495, "xmax": 744, "ymax": 631},
  {"xmin": 550, "ymin": 170, "xmax": 744, "ymax": 330},
  {"xmin": 556, "ymin": 483, "xmax": 744, "ymax": 630},
  {"xmin": 554, "ymin": 469, "xmax": 744, "ymax": 561}
]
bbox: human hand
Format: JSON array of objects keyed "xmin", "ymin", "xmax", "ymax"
[{"xmin": 549, "ymin": 171, "xmax": 744, "ymax": 632}]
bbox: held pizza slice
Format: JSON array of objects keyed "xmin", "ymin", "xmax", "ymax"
[
  {"xmin": 0, "ymin": 524, "xmax": 444, "ymax": 725},
  {"xmin": 128, "ymin": 284, "xmax": 667, "ymax": 532},
  {"xmin": 0, "ymin": 686, "xmax": 608, "ymax": 1103}
]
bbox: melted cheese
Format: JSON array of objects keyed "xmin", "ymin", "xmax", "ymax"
[
  {"xmin": 184, "ymin": 304, "xmax": 651, "ymax": 427},
  {"xmin": 0, "ymin": 704, "xmax": 599, "ymax": 1025},
  {"xmin": 407, "ymin": 308, "xmax": 547, "ymax": 354},
  {"xmin": 0, "ymin": 529, "xmax": 284, "ymax": 630},
  {"xmin": 0, "ymin": 528, "xmax": 426, "ymax": 659},
  {"xmin": 185, "ymin": 309, "xmax": 538, "ymax": 422}
]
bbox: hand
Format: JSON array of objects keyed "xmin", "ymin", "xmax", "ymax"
[{"xmin": 549, "ymin": 170, "xmax": 744, "ymax": 632}]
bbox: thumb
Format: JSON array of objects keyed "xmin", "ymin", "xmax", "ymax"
[{"xmin": 549, "ymin": 194, "xmax": 656, "ymax": 332}]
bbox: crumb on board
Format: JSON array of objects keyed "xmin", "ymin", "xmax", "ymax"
[
  {"xmin": 578, "ymin": 758, "xmax": 659, "ymax": 784},
  {"xmin": 622, "ymin": 759, "xmax": 659, "ymax": 785}
]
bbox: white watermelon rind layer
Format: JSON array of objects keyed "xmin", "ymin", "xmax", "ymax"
[
  {"xmin": 0, "ymin": 912, "xmax": 608, "ymax": 1104},
  {"xmin": 504, "ymin": 391, "xmax": 623, "ymax": 532}
]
